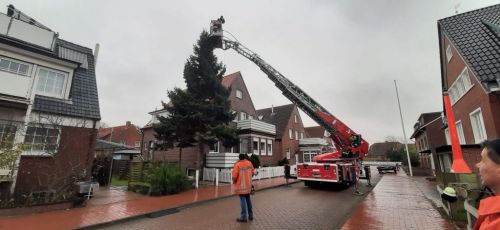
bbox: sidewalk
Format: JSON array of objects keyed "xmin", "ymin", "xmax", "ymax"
[
  {"xmin": 342, "ymin": 172, "xmax": 456, "ymax": 230},
  {"xmin": 0, "ymin": 177, "xmax": 295, "ymax": 230},
  {"xmin": 412, "ymin": 176, "xmax": 444, "ymax": 209}
]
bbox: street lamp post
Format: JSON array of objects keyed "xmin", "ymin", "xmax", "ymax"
[{"xmin": 394, "ymin": 80, "xmax": 413, "ymax": 177}]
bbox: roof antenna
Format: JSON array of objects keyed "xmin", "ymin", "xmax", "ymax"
[{"xmin": 454, "ymin": 2, "xmax": 462, "ymax": 14}]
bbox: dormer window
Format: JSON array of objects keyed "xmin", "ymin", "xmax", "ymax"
[
  {"xmin": 35, "ymin": 67, "xmax": 68, "ymax": 98},
  {"xmin": 236, "ymin": 89, "xmax": 243, "ymax": 99}
]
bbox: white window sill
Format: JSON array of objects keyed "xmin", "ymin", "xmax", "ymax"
[{"xmin": 22, "ymin": 151, "xmax": 55, "ymax": 157}]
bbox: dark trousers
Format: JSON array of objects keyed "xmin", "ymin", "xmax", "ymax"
[{"xmin": 239, "ymin": 194, "xmax": 253, "ymax": 219}]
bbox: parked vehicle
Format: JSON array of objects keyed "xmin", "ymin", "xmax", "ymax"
[{"xmin": 377, "ymin": 165, "xmax": 397, "ymax": 174}]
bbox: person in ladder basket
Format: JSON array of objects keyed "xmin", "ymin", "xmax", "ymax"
[{"xmin": 232, "ymin": 153, "xmax": 255, "ymax": 223}]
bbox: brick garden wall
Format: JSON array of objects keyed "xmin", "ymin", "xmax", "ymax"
[{"xmin": 14, "ymin": 126, "xmax": 97, "ymax": 199}]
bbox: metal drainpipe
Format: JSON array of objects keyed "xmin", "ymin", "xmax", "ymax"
[
  {"xmin": 87, "ymin": 120, "xmax": 97, "ymax": 181},
  {"xmin": 10, "ymin": 64, "xmax": 39, "ymax": 194}
]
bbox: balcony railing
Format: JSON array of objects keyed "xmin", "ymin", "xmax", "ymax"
[
  {"xmin": 206, "ymin": 152, "xmax": 239, "ymax": 168},
  {"xmin": 0, "ymin": 12, "xmax": 57, "ymax": 50},
  {"xmin": 236, "ymin": 119, "xmax": 275, "ymax": 135}
]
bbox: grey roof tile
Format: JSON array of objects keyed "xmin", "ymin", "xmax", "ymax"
[
  {"xmin": 439, "ymin": 4, "xmax": 500, "ymax": 86},
  {"xmin": 32, "ymin": 39, "xmax": 100, "ymax": 120},
  {"xmin": 256, "ymin": 104, "xmax": 295, "ymax": 138}
]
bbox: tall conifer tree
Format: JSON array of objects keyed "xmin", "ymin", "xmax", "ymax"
[{"xmin": 154, "ymin": 31, "xmax": 238, "ymax": 168}]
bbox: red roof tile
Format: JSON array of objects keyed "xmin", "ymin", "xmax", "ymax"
[
  {"xmin": 222, "ymin": 71, "xmax": 240, "ymax": 87},
  {"xmin": 97, "ymin": 122, "xmax": 141, "ymax": 148}
]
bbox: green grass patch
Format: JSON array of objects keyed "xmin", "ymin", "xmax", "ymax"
[{"xmin": 111, "ymin": 177, "xmax": 129, "ymax": 187}]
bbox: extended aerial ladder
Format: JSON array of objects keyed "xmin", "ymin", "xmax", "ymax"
[{"xmin": 210, "ymin": 17, "xmax": 369, "ymax": 185}]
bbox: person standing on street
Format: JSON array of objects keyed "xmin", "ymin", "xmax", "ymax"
[
  {"xmin": 284, "ymin": 164, "xmax": 291, "ymax": 186},
  {"xmin": 475, "ymin": 138, "xmax": 500, "ymax": 230},
  {"xmin": 232, "ymin": 153, "xmax": 255, "ymax": 223}
]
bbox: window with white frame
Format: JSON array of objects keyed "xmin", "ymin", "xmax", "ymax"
[
  {"xmin": 24, "ymin": 126, "xmax": 60, "ymax": 155},
  {"xmin": 444, "ymin": 128, "xmax": 451, "ymax": 145},
  {"xmin": 295, "ymin": 131, "xmax": 298, "ymax": 140},
  {"xmin": 442, "ymin": 153, "xmax": 452, "ymax": 172},
  {"xmin": 470, "ymin": 108, "xmax": 487, "ymax": 143},
  {"xmin": 267, "ymin": 140, "xmax": 272, "ymax": 156},
  {"xmin": 36, "ymin": 68, "xmax": 68, "ymax": 98},
  {"xmin": 455, "ymin": 121, "xmax": 466, "ymax": 144},
  {"xmin": 449, "ymin": 67, "xmax": 473, "ymax": 104},
  {"xmin": 240, "ymin": 112, "xmax": 247, "ymax": 120},
  {"xmin": 134, "ymin": 141, "xmax": 141, "ymax": 148},
  {"xmin": 0, "ymin": 123, "xmax": 17, "ymax": 149},
  {"xmin": 303, "ymin": 151, "xmax": 317, "ymax": 163},
  {"xmin": 260, "ymin": 139, "xmax": 266, "ymax": 155},
  {"xmin": 287, "ymin": 148, "xmax": 291, "ymax": 160},
  {"xmin": 300, "ymin": 132, "xmax": 304, "ymax": 139},
  {"xmin": 446, "ymin": 45, "xmax": 453, "ymax": 62},
  {"xmin": 294, "ymin": 115, "xmax": 298, "ymax": 123},
  {"xmin": 249, "ymin": 115, "xmax": 253, "ymax": 120},
  {"xmin": 289, "ymin": 129, "xmax": 293, "ymax": 139},
  {"xmin": 0, "ymin": 56, "xmax": 32, "ymax": 76},
  {"xmin": 253, "ymin": 137, "xmax": 259, "ymax": 154},
  {"xmin": 236, "ymin": 89, "xmax": 243, "ymax": 99}
]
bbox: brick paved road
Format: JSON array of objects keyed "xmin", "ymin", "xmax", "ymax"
[{"xmin": 98, "ymin": 173, "xmax": 382, "ymax": 230}]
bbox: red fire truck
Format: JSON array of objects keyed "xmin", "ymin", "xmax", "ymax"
[{"xmin": 210, "ymin": 17, "xmax": 369, "ymax": 187}]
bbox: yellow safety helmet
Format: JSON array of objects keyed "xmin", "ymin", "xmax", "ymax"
[{"xmin": 441, "ymin": 186, "xmax": 458, "ymax": 202}]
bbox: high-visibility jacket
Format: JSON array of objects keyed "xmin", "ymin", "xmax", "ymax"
[
  {"xmin": 474, "ymin": 196, "xmax": 500, "ymax": 230},
  {"xmin": 232, "ymin": 159, "xmax": 254, "ymax": 195}
]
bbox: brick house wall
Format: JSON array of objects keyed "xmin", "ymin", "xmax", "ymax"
[
  {"xmin": 142, "ymin": 126, "xmax": 203, "ymax": 170},
  {"xmin": 141, "ymin": 72, "xmax": 274, "ymax": 170},
  {"xmin": 412, "ymin": 112, "xmax": 447, "ymax": 172},
  {"xmin": 435, "ymin": 144, "xmax": 482, "ymax": 174},
  {"xmin": 98, "ymin": 121, "xmax": 141, "ymax": 148},
  {"xmin": 270, "ymin": 106, "xmax": 305, "ymax": 165},
  {"xmin": 438, "ymin": 34, "xmax": 500, "ymax": 170},
  {"xmin": 14, "ymin": 126, "xmax": 97, "ymax": 198},
  {"xmin": 224, "ymin": 72, "xmax": 257, "ymax": 119},
  {"xmin": 441, "ymin": 35, "xmax": 500, "ymax": 143},
  {"xmin": 435, "ymin": 6, "xmax": 500, "ymax": 178}
]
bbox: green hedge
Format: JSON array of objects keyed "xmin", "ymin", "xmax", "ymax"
[
  {"xmin": 148, "ymin": 164, "xmax": 191, "ymax": 196},
  {"xmin": 128, "ymin": 182, "xmax": 151, "ymax": 195}
]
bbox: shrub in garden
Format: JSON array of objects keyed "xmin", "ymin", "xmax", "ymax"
[
  {"xmin": 148, "ymin": 164, "xmax": 191, "ymax": 196},
  {"xmin": 249, "ymin": 154, "xmax": 260, "ymax": 168}
]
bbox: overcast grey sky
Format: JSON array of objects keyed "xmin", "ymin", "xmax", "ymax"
[{"xmin": 4, "ymin": 0, "xmax": 498, "ymax": 143}]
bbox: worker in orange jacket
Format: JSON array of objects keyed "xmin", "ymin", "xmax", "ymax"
[
  {"xmin": 232, "ymin": 153, "xmax": 255, "ymax": 223},
  {"xmin": 475, "ymin": 139, "xmax": 500, "ymax": 230}
]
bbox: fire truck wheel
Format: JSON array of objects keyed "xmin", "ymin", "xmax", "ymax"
[{"xmin": 304, "ymin": 181, "xmax": 317, "ymax": 187}]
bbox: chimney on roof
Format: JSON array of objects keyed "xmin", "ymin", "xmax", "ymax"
[
  {"xmin": 271, "ymin": 105, "xmax": 275, "ymax": 115},
  {"xmin": 94, "ymin": 43, "xmax": 100, "ymax": 69},
  {"xmin": 126, "ymin": 121, "xmax": 131, "ymax": 127}
]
